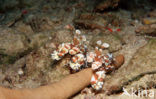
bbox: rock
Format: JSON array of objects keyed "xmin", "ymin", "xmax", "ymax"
[
  {"xmin": 74, "ymin": 13, "xmax": 108, "ymax": 30},
  {"xmin": 0, "ymin": 57, "xmax": 26, "ymax": 88},
  {"xmin": 74, "ymin": 19, "xmax": 105, "ymax": 30},
  {"xmin": 46, "ymin": 56, "xmax": 71, "ymax": 83},
  {"xmin": 25, "ymin": 43, "xmax": 53, "ymax": 75},
  {"xmin": 103, "ymin": 39, "xmax": 156, "ymax": 95},
  {"xmin": 74, "ymin": 92, "xmax": 147, "ymax": 99},
  {"xmin": 142, "ymin": 18, "xmax": 156, "ymax": 25},
  {"xmin": 0, "ymin": 10, "xmax": 22, "ymax": 26},
  {"xmin": 52, "ymin": 29, "xmax": 73, "ymax": 44},
  {"xmin": 147, "ymin": 10, "xmax": 156, "ymax": 17},
  {"xmin": 25, "ymin": 15, "xmax": 54, "ymax": 32},
  {"xmin": 0, "ymin": 28, "xmax": 29, "ymax": 64},
  {"xmin": 95, "ymin": 0, "xmax": 120, "ymax": 11},
  {"xmin": 25, "ymin": 41, "xmax": 70, "ymax": 85},
  {"xmin": 79, "ymin": 13, "xmax": 95, "ymax": 20},
  {"xmin": 135, "ymin": 24, "xmax": 156, "ymax": 36},
  {"xmin": 0, "ymin": 0, "xmax": 19, "ymax": 11},
  {"xmin": 125, "ymin": 74, "xmax": 156, "ymax": 93},
  {"xmin": 91, "ymin": 34, "xmax": 123, "ymax": 52},
  {"xmin": 14, "ymin": 21, "xmax": 34, "ymax": 35},
  {"xmin": 28, "ymin": 32, "xmax": 52, "ymax": 48},
  {"xmin": 25, "ymin": 29, "xmax": 73, "ymax": 83},
  {"xmin": 0, "ymin": 26, "xmax": 54, "ymax": 64},
  {"xmin": 74, "ymin": 13, "xmax": 122, "ymax": 30},
  {"xmin": 131, "ymin": 9, "xmax": 146, "ymax": 20},
  {"xmin": 21, "ymin": 0, "xmax": 40, "ymax": 7}
]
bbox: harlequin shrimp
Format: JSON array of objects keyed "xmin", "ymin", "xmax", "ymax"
[{"xmin": 51, "ymin": 29, "xmax": 118, "ymax": 91}]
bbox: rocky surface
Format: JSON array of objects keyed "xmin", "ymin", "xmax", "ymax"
[
  {"xmin": 142, "ymin": 18, "xmax": 156, "ymax": 25},
  {"xmin": 103, "ymin": 39, "xmax": 156, "ymax": 94},
  {"xmin": 0, "ymin": 28, "xmax": 29, "ymax": 56},
  {"xmin": 136, "ymin": 24, "xmax": 156, "ymax": 36},
  {"xmin": 0, "ymin": 28, "xmax": 52, "ymax": 64},
  {"xmin": 0, "ymin": 29, "xmax": 73, "ymax": 88},
  {"xmin": 95, "ymin": 0, "xmax": 120, "ymax": 11},
  {"xmin": 74, "ymin": 12, "xmax": 123, "ymax": 30},
  {"xmin": 91, "ymin": 33, "xmax": 123, "ymax": 52}
]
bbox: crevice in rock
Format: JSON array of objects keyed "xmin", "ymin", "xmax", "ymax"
[{"xmin": 125, "ymin": 70, "xmax": 156, "ymax": 85}]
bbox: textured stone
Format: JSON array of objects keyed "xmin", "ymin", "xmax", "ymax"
[
  {"xmin": 135, "ymin": 24, "xmax": 156, "ymax": 36},
  {"xmin": 0, "ymin": 0, "xmax": 19, "ymax": 11},
  {"xmin": 0, "ymin": 28, "xmax": 29, "ymax": 56},
  {"xmin": 142, "ymin": 18, "xmax": 156, "ymax": 25},
  {"xmin": 0, "ymin": 27, "xmax": 52, "ymax": 64},
  {"xmin": 91, "ymin": 34, "xmax": 123, "ymax": 52},
  {"xmin": 103, "ymin": 39, "xmax": 156, "ymax": 94},
  {"xmin": 52, "ymin": 29, "xmax": 73, "ymax": 43},
  {"xmin": 95, "ymin": 0, "xmax": 120, "ymax": 11}
]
